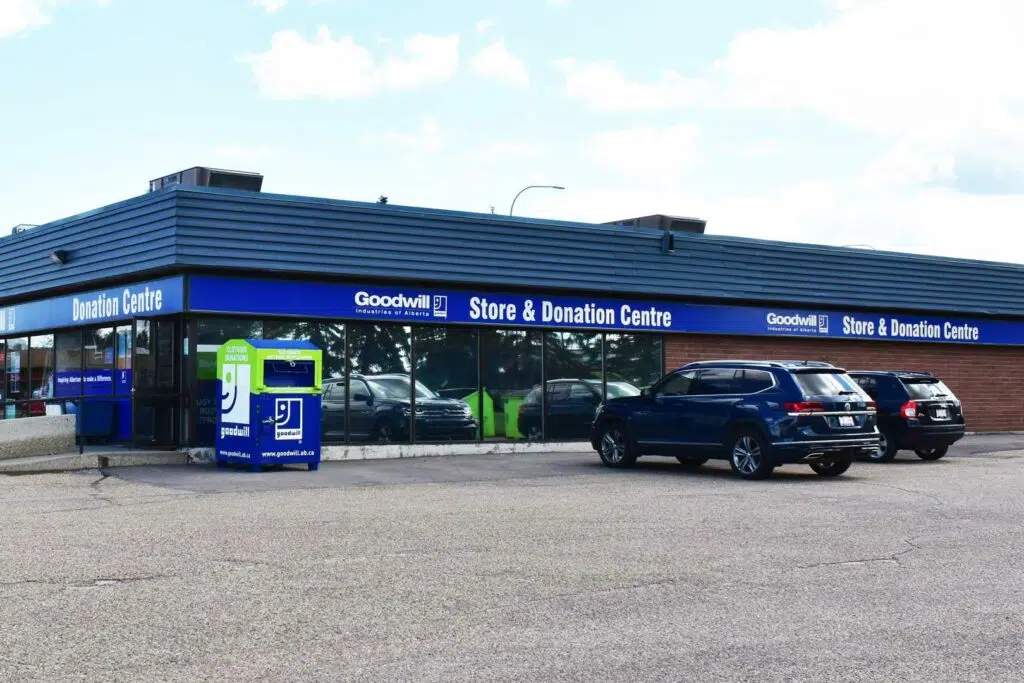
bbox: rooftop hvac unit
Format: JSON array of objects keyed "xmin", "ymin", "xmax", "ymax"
[
  {"xmin": 148, "ymin": 166, "xmax": 264, "ymax": 193},
  {"xmin": 11, "ymin": 224, "xmax": 39, "ymax": 235},
  {"xmin": 604, "ymin": 214, "xmax": 707, "ymax": 234}
]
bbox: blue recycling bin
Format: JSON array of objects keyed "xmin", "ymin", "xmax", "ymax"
[
  {"xmin": 75, "ymin": 397, "xmax": 116, "ymax": 454},
  {"xmin": 215, "ymin": 339, "xmax": 323, "ymax": 472}
]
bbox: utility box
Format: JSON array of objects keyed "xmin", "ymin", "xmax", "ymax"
[{"xmin": 215, "ymin": 339, "xmax": 322, "ymax": 472}]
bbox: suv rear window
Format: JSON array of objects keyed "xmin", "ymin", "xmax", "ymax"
[
  {"xmin": 902, "ymin": 378, "xmax": 957, "ymax": 400},
  {"xmin": 792, "ymin": 370, "xmax": 866, "ymax": 398}
]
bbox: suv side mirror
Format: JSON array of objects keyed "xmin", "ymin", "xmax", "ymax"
[{"xmin": 353, "ymin": 392, "xmax": 372, "ymax": 404}]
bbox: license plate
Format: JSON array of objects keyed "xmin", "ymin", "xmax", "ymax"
[
  {"xmin": 934, "ymin": 407, "xmax": 948, "ymax": 419},
  {"xmin": 838, "ymin": 415, "xmax": 855, "ymax": 427}
]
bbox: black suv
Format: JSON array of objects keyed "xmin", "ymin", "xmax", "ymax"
[
  {"xmin": 321, "ymin": 374, "xmax": 477, "ymax": 442},
  {"xmin": 518, "ymin": 378, "xmax": 641, "ymax": 441},
  {"xmin": 590, "ymin": 360, "xmax": 880, "ymax": 480},
  {"xmin": 848, "ymin": 371, "xmax": 965, "ymax": 462}
]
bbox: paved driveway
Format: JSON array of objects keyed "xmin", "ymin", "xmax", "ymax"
[{"xmin": 1, "ymin": 434, "xmax": 1022, "ymax": 682}]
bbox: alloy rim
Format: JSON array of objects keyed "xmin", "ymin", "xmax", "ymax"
[
  {"xmin": 872, "ymin": 433, "xmax": 888, "ymax": 460},
  {"xmin": 600, "ymin": 429, "xmax": 626, "ymax": 463},
  {"xmin": 732, "ymin": 436, "xmax": 760, "ymax": 475}
]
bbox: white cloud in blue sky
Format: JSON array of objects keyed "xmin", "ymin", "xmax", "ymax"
[{"xmin": 2, "ymin": 0, "xmax": 1024, "ymax": 263}]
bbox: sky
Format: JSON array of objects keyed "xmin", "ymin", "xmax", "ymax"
[{"xmin": 2, "ymin": 0, "xmax": 1024, "ymax": 263}]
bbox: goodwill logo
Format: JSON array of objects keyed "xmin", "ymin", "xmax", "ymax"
[
  {"xmin": 766, "ymin": 312, "xmax": 829, "ymax": 335},
  {"xmin": 354, "ymin": 290, "xmax": 445, "ymax": 319},
  {"xmin": 274, "ymin": 398, "xmax": 303, "ymax": 441},
  {"xmin": 219, "ymin": 363, "xmax": 251, "ymax": 439}
]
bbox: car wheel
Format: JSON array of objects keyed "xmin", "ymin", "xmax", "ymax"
[
  {"xmin": 597, "ymin": 422, "xmax": 637, "ymax": 468},
  {"xmin": 374, "ymin": 422, "xmax": 396, "ymax": 443},
  {"xmin": 676, "ymin": 456, "xmax": 709, "ymax": 468},
  {"xmin": 915, "ymin": 446, "xmax": 948, "ymax": 461},
  {"xmin": 810, "ymin": 454, "xmax": 853, "ymax": 477},
  {"xmin": 868, "ymin": 429, "xmax": 898, "ymax": 463},
  {"xmin": 728, "ymin": 430, "xmax": 773, "ymax": 480}
]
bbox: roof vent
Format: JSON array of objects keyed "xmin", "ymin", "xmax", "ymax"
[
  {"xmin": 148, "ymin": 166, "xmax": 264, "ymax": 193},
  {"xmin": 604, "ymin": 214, "xmax": 706, "ymax": 234}
]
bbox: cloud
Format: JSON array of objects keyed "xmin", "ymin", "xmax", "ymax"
[
  {"xmin": 365, "ymin": 117, "xmax": 443, "ymax": 154},
  {"xmin": 558, "ymin": 1, "xmax": 1024, "ymax": 197},
  {"xmin": 250, "ymin": 0, "xmax": 286, "ymax": 12},
  {"xmin": 461, "ymin": 141, "xmax": 547, "ymax": 163},
  {"xmin": 215, "ymin": 145, "xmax": 278, "ymax": 163},
  {"xmin": 470, "ymin": 40, "xmax": 529, "ymax": 88},
  {"xmin": 475, "ymin": 18, "xmax": 495, "ymax": 34},
  {"xmin": 0, "ymin": 0, "xmax": 108, "ymax": 38},
  {"xmin": 586, "ymin": 123, "xmax": 701, "ymax": 181},
  {"xmin": 244, "ymin": 27, "xmax": 459, "ymax": 100},
  {"xmin": 555, "ymin": 59, "xmax": 704, "ymax": 112}
]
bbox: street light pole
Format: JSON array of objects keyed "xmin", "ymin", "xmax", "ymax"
[{"xmin": 510, "ymin": 185, "xmax": 565, "ymax": 215}]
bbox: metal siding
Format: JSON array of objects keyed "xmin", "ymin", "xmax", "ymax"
[
  {"xmin": 7, "ymin": 184, "xmax": 1024, "ymax": 318},
  {"xmin": 173, "ymin": 187, "xmax": 1024, "ymax": 317},
  {"xmin": 0, "ymin": 191, "xmax": 179, "ymax": 301}
]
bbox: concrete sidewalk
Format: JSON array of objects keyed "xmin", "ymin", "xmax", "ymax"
[{"xmin": 0, "ymin": 440, "xmax": 592, "ymax": 474}]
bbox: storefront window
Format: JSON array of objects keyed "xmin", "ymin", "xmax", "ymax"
[
  {"xmin": 55, "ymin": 331, "xmax": 83, "ymax": 401},
  {"xmin": 29, "ymin": 335, "xmax": 55, "ymax": 416},
  {"xmin": 413, "ymin": 326, "xmax": 478, "ymax": 442},
  {"xmin": 115, "ymin": 325, "xmax": 132, "ymax": 395},
  {"xmin": 481, "ymin": 329, "xmax": 541, "ymax": 441},
  {"xmin": 6, "ymin": 337, "xmax": 29, "ymax": 418},
  {"xmin": 264, "ymin": 320, "xmax": 345, "ymax": 380},
  {"xmin": 543, "ymin": 332, "xmax": 603, "ymax": 441},
  {"xmin": 195, "ymin": 318, "xmax": 264, "ymax": 445},
  {"xmin": 83, "ymin": 327, "xmax": 114, "ymax": 396},
  {"xmin": 605, "ymin": 333, "xmax": 663, "ymax": 393},
  {"xmin": 343, "ymin": 324, "xmax": 412, "ymax": 443}
]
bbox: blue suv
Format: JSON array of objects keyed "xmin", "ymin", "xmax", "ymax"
[{"xmin": 590, "ymin": 360, "xmax": 880, "ymax": 480}]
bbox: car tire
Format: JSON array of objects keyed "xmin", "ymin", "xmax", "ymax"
[
  {"xmin": 810, "ymin": 454, "xmax": 853, "ymax": 477},
  {"xmin": 915, "ymin": 445, "xmax": 948, "ymax": 461},
  {"xmin": 728, "ymin": 429, "xmax": 774, "ymax": 480},
  {"xmin": 676, "ymin": 456, "xmax": 709, "ymax": 468},
  {"xmin": 868, "ymin": 429, "xmax": 898, "ymax": 463},
  {"xmin": 596, "ymin": 421, "xmax": 637, "ymax": 469},
  {"xmin": 374, "ymin": 421, "xmax": 397, "ymax": 443}
]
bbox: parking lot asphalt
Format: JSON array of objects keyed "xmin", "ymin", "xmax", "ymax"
[{"xmin": 2, "ymin": 434, "xmax": 1023, "ymax": 682}]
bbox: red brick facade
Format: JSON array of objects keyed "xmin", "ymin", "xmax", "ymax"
[{"xmin": 665, "ymin": 335, "xmax": 1024, "ymax": 433}]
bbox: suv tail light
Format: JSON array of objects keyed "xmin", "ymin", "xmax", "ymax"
[
  {"xmin": 784, "ymin": 401, "xmax": 825, "ymax": 414},
  {"xmin": 900, "ymin": 400, "xmax": 918, "ymax": 419},
  {"xmin": 866, "ymin": 400, "xmax": 877, "ymax": 411}
]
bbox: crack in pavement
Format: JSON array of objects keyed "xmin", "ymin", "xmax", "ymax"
[
  {"xmin": 797, "ymin": 537, "xmax": 924, "ymax": 570},
  {"xmin": 1, "ymin": 574, "xmax": 174, "ymax": 589}
]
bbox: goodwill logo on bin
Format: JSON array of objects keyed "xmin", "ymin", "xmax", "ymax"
[
  {"xmin": 766, "ymin": 312, "xmax": 829, "ymax": 335},
  {"xmin": 353, "ymin": 291, "xmax": 447, "ymax": 319},
  {"xmin": 219, "ymin": 362, "xmax": 251, "ymax": 439},
  {"xmin": 274, "ymin": 398, "xmax": 303, "ymax": 441}
]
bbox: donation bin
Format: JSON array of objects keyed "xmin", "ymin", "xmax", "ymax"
[{"xmin": 215, "ymin": 339, "xmax": 323, "ymax": 472}]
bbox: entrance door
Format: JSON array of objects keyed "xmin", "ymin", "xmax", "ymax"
[{"xmin": 132, "ymin": 318, "xmax": 182, "ymax": 449}]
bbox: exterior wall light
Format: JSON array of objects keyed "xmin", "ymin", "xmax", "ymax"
[{"xmin": 50, "ymin": 249, "xmax": 69, "ymax": 265}]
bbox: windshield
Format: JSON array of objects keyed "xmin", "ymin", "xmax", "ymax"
[
  {"xmin": 605, "ymin": 382, "xmax": 641, "ymax": 398},
  {"xmin": 903, "ymin": 379, "xmax": 956, "ymax": 400},
  {"xmin": 793, "ymin": 371, "xmax": 869, "ymax": 399},
  {"xmin": 583, "ymin": 379, "xmax": 641, "ymax": 398},
  {"xmin": 366, "ymin": 376, "xmax": 438, "ymax": 400}
]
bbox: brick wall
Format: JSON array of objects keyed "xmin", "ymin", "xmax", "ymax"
[{"xmin": 665, "ymin": 335, "xmax": 1023, "ymax": 432}]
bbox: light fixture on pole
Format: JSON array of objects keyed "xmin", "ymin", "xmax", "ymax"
[{"xmin": 510, "ymin": 185, "xmax": 565, "ymax": 215}]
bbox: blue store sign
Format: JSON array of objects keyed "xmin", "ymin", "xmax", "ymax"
[
  {"xmin": 0, "ymin": 277, "xmax": 184, "ymax": 335},
  {"xmin": 189, "ymin": 275, "xmax": 1024, "ymax": 346}
]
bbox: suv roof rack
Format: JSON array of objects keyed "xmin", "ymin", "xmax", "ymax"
[
  {"xmin": 849, "ymin": 370, "xmax": 935, "ymax": 377},
  {"xmin": 680, "ymin": 359, "xmax": 836, "ymax": 369}
]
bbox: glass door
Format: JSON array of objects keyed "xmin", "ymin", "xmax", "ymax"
[{"xmin": 132, "ymin": 317, "xmax": 182, "ymax": 449}]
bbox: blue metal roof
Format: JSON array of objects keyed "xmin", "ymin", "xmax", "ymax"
[{"xmin": 4, "ymin": 184, "xmax": 1024, "ymax": 318}]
